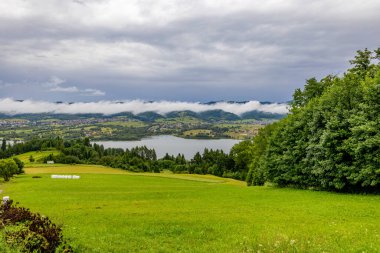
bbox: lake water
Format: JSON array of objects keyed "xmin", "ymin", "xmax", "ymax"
[{"xmin": 95, "ymin": 135, "xmax": 241, "ymax": 159}]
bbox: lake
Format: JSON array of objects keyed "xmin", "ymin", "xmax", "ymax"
[{"xmin": 95, "ymin": 135, "xmax": 241, "ymax": 159}]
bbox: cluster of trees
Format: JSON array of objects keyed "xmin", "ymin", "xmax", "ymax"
[
  {"xmin": 0, "ymin": 138, "xmax": 62, "ymax": 159},
  {"xmin": 0, "ymin": 138, "xmax": 38, "ymax": 181},
  {"xmin": 245, "ymin": 48, "xmax": 380, "ymax": 192},
  {"xmin": 155, "ymin": 148, "xmax": 247, "ymax": 179},
  {"xmin": 47, "ymin": 139, "xmax": 248, "ymax": 180}
]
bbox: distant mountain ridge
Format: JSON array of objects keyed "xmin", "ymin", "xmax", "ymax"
[{"xmin": 0, "ymin": 109, "xmax": 285, "ymax": 122}]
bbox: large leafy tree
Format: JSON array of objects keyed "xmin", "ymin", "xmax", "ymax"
[
  {"xmin": 0, "ymin": 159, "xmax": 18, "ymax": 181},
  {"xmin": 246, "ymin": 48, "xmax": 380, "ymax": 192}
]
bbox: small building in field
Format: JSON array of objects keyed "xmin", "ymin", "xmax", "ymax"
[{"xmin": 47, "ymin": 161, "xmax": 54, "ymax": 164}]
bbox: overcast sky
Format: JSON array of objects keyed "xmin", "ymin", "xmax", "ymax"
[{"xmin": 0, "ymin": 0, "xmax": 379, "ymax": 102}]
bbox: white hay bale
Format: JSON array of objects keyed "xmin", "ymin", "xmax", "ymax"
[
  {"xmin": 2, "ymin": 196, "xmax": 10, "ymax": 204},
  {"xmin": 51, "ymin": 175, "xmax": 80, "ymax": 179}
]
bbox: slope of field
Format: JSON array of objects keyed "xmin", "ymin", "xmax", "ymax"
[
  {"xmin": 14, "ymin": 150, "xmax": 61, "ymax": 166},
  {"xmin": 1, "ymin": 165, "xmax": 379, "ymax": 252}
]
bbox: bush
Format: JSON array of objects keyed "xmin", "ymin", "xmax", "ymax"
[
  {"xmin": 12, "ymin": 157, "xmax": 24, "ymax": 174},
  {"xmin": 0, "ymin": 200, "xmax": 73, "ymax": 253},
  {"xmin": 47, "ymin": 154, "xmax": 82, "ymax": 165}
]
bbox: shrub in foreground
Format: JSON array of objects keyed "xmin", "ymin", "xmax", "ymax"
[{"xmin": 0, "ymin": 200, "xmax": 73, "ymax": 253}]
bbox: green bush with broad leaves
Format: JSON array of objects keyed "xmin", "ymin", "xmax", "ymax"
[{"xmin": 0, "ymin": 200, "xmax": 73, "ymax": 253}]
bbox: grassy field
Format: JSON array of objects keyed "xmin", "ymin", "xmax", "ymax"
[
  {"xmin": 1, "ymin": 165, "xmax": 379, "ymax": 252},
  {"xmin": 182, "ymin": 129, "xmax": 214, "ymax": 138},
  {"xmin": 101, "ymin": 121, "xmax": 147, "ymax": 127},
  {"xmin": 14, "ymin": 150, "xmax": 61, "ymax": 166},
  {"xmin": 219, "ymin": 124, "xmax": 263, "ymax": 139}
]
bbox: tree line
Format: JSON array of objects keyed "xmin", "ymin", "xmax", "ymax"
[
  {"xmin": 244, "ymin": 48, "xmax": 380, "ymax": 193},
  {"xmin": 0, "ymin": 137, "xmax": 249, "ymax": 181}
]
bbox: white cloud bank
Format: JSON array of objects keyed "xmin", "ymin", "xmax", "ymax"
[{"xmin": 0, "ymin": 98, "xmax": 288, "ymax": 115}]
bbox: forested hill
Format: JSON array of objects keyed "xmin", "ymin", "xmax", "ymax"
[
  {"xmin": 244, "ymin": 48, "xmax": 380, "ymax": 193},
  {"xmin": 0, "ymin": 102, "xmax": 286, "ymax": 141},
  {"xmin": 0, "ymin": 108, "xmax": 285, "ymax": 122}
]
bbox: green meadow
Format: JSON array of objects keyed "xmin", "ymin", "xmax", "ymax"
[
  {"xmin": 14, "ymin": 150, "xmax": 61, "ymax": 165},
  {"xmin": 1, "ymin": 165, "xmax": 379, "ymax": 252}
]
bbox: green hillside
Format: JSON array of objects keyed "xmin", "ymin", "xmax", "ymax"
[
  {"xmin": 14, "ymin": 150, "xmax": 61, "ymax": 165},
  {"xmin": 1, "ymin": 165, "xmax": 379, "ymax": 252}
]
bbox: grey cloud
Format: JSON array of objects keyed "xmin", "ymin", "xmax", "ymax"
[
  {"xmin": 0, "ymin": 0, "xmax": 379, "ymax": 102},
  {"xmin": 50, "ymin": 86, "xmax": 79, "ymax": 93},
  {"xmin": 0, "ymin": 77, "xmax": 105, "ymax": 97},
  {"xmin": 82, "ymin": 89, "xmax": 106, "ymax": 96}
]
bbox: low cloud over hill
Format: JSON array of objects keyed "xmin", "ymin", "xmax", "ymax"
[{"xmin": 0, "ymin": 98, "xmax": 288, "ymax": 116}]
